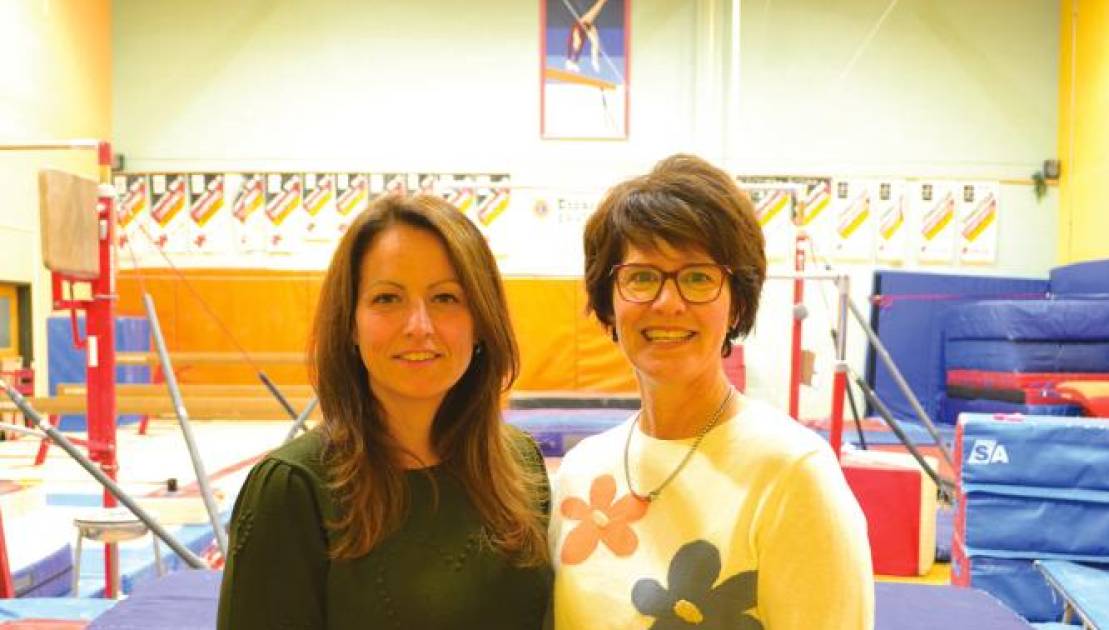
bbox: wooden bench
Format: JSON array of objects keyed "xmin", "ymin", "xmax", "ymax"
[{"xmin": 1036, "ymin": 559, "xmax": 1109, "ymax": 629}]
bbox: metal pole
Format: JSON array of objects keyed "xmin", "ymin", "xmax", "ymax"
[
  {"xmin": 828, "ymin": 274, "xmax": 850, "ymax": 458},
  {"xmin": 284, "ymin": 397, "xmax": 320, "ymax": 444},
  {"xmin": 788, "ymin": 234, "xmax": 807, "ymax": 420},
  {"xmin": 259, "ymin": 371, "xmax": 298, "ymax": 420},
  {"xmin": 0, "ymin": 422, "xmax": 47, "ymax": 439},
  {"xmin": 845, "ymin": 297, "xmax": 956, "ymax": 469},
  {"xmin": 0, "ymin": 140, "xmax": 102, "ymax": 151},
  {"xmin": 855, "ymin": 375, "xmax": 955, "ymax": 502},
  {"xmin": 141, "ymin": 294, "xmax": 228, "ymax": 556},
  {"xmin": 0, "ymin": 380, "xmax": 205, "ymax": 568}
]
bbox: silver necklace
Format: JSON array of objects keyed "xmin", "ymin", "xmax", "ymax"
[{"xmin": 623, "ymin": 387, "xmax": 735, "ymax": 503}]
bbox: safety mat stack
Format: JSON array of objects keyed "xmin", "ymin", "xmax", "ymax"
[
  {"xmin": 941, "ymin": 298, "xmax": 1109, "ymax": 422},
  {"xmin": 952, "ymin": 413, "xmax": 1109, "ymax": 622}
]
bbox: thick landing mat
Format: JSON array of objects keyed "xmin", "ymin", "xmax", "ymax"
[{"xmin": 943, "ymin": 299, "xmax": 1109, "ymax": 342}]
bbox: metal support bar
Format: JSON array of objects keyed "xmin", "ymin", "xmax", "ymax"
[
  {"xmin": 0, "ymin": 422, "xmax": 47, "ymax": 439},
  {"xmin": 259, "ymin": 371, "xmax": 298, "ymax": 420},
  {"xmin": 845, "ymin": 297, "xmax": 956, "ymax": 469},
  {"xmin": 142, "ymin": 294, "xmax": 228, "ymax": 556},
  {"xmin": 0, "ymin": 379, "xmax": 205, "ymax": 568},
  {"xmin": 284, "ymin": 397, "xmax": 320, "ymax": 444},
  {"xmin": 854, "ymin": 375, "xmax": 956, "ymax": 502}
]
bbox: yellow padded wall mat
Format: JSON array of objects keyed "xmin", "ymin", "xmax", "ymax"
[{"xmin": 117, "ymin": 271, "xmax": 636, "ymax": 393}]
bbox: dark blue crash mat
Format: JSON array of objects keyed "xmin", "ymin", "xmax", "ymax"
[
  {"xmin": 876, "ymin": 582, "xmax": 1032, "ymax": 629},
  {"xmin": 943, "ymin": 299, "xmax": 1109, "ymax": 342},
  {"xmin": 83, "ymin": 569, "xmax": 1036, "ymax": 630},
  {"xmin": 945, "ymin": 339, "xmax": 1109, "ymax": 373},
  {"xmin": 87, "ymin": 570, "xmax": 222, "ymax": 630}
]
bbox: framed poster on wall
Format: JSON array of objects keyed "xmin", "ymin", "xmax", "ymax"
[{"xmin": 541, "ymin": 0, "xmax": 629, "ymax": 139}]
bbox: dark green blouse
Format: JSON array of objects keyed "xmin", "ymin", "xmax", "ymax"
[{"xmin": 217, "ymin": 429, "xmax": 552, "ymax": 629}]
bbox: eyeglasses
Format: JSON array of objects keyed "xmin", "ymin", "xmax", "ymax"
[{"xmin": 611, "ymin": 263, "xmax": 732, "ymax": 304}]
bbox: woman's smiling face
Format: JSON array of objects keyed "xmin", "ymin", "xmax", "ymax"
[
  {"xmin": 611, "ymin": 240, "xmax": 733, "ymax": 387},
  {"xmin": 353, "ymin": 223, "xmax": 475, "ymax": 414}
]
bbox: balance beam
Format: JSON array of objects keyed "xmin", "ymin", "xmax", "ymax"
[
  {"xmin": 56, "ymin": 383, "xmax": 316, "ymax": 398},
  {"xmin": 22, "ymin": 395, "xmax": 320, "ymax": 421},
  {"xmin": 115, "ymin": 352, "xmax": 308, "ymax": 366}
]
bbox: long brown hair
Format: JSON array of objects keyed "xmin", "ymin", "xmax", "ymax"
[{"xmin": 309, "ymin": 194, "xmax": 548, "ymax": 565}]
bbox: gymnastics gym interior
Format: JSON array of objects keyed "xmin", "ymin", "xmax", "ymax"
[{"xmin": 2, "ymin": 1, "xmax": 1108, "ymax": 628}]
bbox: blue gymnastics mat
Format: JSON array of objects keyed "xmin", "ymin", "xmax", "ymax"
[
  {"xmin": 868, "ymin": 270, "xmax": 1047, "ymax": 427},
  {"xmin": 944, "ymin": 299, "xmax": 1109, "ymax": 342},
  {"xmin": 946, "ymin": 339, "xmax": 1109, "ymax": 373}
]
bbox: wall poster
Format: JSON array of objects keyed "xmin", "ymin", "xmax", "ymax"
[{"xmin": 541, "ymin": 0, "xmax": 629, "ymax": 139}]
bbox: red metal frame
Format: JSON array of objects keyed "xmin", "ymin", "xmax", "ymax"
[
  {"xmin": 0, "ymin": 509, "xmax": 11, "ymax": 597},
  {"xmin": 47, "ymin": 142, "xmax": 121, "ymax": 597},
  {"xmin": 785, "ymin": 232, "xmax": 848, "ymax": 460},
  {"xmin": 788, "ymin": 233, "xmax": 808, "ymax": 420}
]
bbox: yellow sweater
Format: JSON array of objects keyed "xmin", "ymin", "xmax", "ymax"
[{"xmin": 549, "ymin": 398, "xmax": 874, "ymax": 629}]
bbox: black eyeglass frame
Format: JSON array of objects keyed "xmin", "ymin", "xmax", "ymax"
[{"xmin": 609, "ymin": 263, "xmax": 734, "ymax": 304}]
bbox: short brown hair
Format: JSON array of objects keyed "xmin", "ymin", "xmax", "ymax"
[
  {"xmin": 310, "ymin": 194, "xmax": 547, "ymax": 565},
  {"xmin": 582, "ymin": 154, "xmax": 766, "ymax": 355}
]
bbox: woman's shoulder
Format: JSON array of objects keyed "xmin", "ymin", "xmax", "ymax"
[
  {"xmin": 504, "ymin": 424, "xmax": 546, "ymax": 472},
  {"xmin": 727, "ymin": 397, "xmax": 837, "ymax": 463},
  {"xmin": 254, "ymin": 429, "xmax": 329, "ymax": 487}
]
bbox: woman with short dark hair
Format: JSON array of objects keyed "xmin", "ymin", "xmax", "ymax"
[
  {"xmin": 218, "ymin": 194, "xmax": 551, "ymax": 629},
  {"xmin": 550, "ymin": 154, "xmax": 873, "ymax": 629}
]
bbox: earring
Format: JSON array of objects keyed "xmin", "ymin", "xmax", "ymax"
[{"xmin": 473, "ymin": 343, "xmax": 484, "ymax": 356}]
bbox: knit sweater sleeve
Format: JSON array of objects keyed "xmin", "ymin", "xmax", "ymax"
[
  {"xmin": 217, "ymin": 456, "xmax": 330, "ymax": 630},
  {"xmin": 754, "ymin": 448, "xmax": 875, "ymax": 629}
]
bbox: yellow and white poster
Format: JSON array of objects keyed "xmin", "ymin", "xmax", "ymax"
[
  {"xmin": 265, "ymin": 173, "xmax": 304, "ymax": 254},
  {"xmin": 301, "ymin": 173, "xmax": 337, "ymax": 243},
  {"xmin": 381, "ymin": 173, "xmax": 408, "ymax": 197},
  {"xmin": 113, "ymin": 174, "xmax": 158, "ymax": 267},
  {"xmin": 793, "ymin": 177, "xmax": 833, "ymax": 257},
  {"xmin": 148, "ymin": 173, "xmax": 192, "ymax": 255},
  {"xmin": 912, "ymin": 181, "xmax": 957, "ymax": 264},
  {"xmin": 334, "ymin": 173, "xmax": 371, "ymax": 237},
  {"xmin": 475, "ymin": 175, "xmax": 512, "ymax": 228},
  {"xmin": 830, "ymin": 179, "xmax": 873, "ymax": 262},
  {"xmin": 957, "ymin": 181, "xmax": 999, "ymax": 264},
  {"xmin": 874, "ymin": 180, "xmax": 908, "ymax": 264},
  {"xmin": 738, "ymin": 177, "xmax": 795, "ymax": 262},
  {"xmin": 185, "ymin": 173, "xmax": 233, "ymax": 255},
  {"xmin": 439, "ymin": 174, "xmax": 478, "ymax": 218},
  {"xmin": 231, "ymin": 173, "xmax": 268, "ymax": 254}
]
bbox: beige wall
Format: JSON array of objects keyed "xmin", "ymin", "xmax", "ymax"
[
  {"xmin": 110, "ymin": 0, "xmax": 1062, "ymax": 416},
  {"xmin": 1058, "ymin": 0, "xmax": 1109, "ymax": 264},
  {"xmin": 0, "ymin": 0, "xmax": 112, "ymax": 390}
]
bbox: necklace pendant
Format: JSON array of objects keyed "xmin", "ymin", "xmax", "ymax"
[{"xmin": 646, "ymin": 490, "xmax": 659, "ymax": 503}]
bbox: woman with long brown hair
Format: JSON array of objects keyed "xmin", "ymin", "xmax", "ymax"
[{"xmin": 218, "ymin": 194, "xmax": 551, "ymax": 629}]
